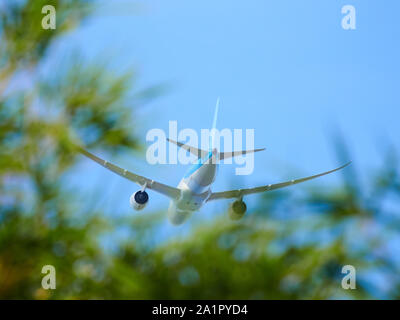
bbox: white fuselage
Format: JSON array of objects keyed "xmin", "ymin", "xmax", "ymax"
[{"xmin": 167, "ymin": 150, "xmax": 218, "ymax": 225}]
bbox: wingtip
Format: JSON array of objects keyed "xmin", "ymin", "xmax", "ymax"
[{"xmin": 339, "ymin": 161, "xmax": 352, "ymax": 170}]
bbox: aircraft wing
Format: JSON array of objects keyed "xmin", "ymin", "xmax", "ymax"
[
  {"xmin": 76, "ymin": 146, "xmax": 181, "ymax": 200},
  {"xmin": 207, "ymin": 162, "xmax": 351, "ymax": 201}
]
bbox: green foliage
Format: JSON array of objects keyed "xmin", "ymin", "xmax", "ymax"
[
  {"xmin": 0, "ymin": 0, "xmax": 91, "ymax": 68},
  {"xmin": 1, "ymin": 0, "xmax": 399, "ymax": 300},
  {"xmin": 0, "ymin": 0, "xmax": 139, "ymax": 299}
]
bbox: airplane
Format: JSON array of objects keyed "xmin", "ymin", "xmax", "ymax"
[{"xmin": 76, "ymin": 99, "xmax": 351, "ymax": 225}]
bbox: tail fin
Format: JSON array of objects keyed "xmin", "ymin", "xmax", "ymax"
[
  {"xmin": 167, "ymin": 98, "xmax": 266, "ymax": 161},
  {"xmin": 166, "ymin": 98, "xmax": 220, "ymax": 159},
  {"xmin": 209, "ymin": 97, "xmax": 220, "ymax": 151}
]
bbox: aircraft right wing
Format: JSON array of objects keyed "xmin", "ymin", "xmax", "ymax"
[
  {"xmin": 76, "ymin": 146, "xmax": 182, "ymax": 200},
  {"xmin": 207, "ymin": 162, "xmax": 351, "ymax": 201}
]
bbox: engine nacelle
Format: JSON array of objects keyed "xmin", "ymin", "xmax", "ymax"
[
  {"xmin": 130, "ymin": 190, "xmax": 149, "ymax": 211},
  {"xmin": 228, "ymin": 199, "xmax": 247, "ymax": 220}
]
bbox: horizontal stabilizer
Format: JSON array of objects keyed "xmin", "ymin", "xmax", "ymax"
[
  {"xmin": 167, "ymin": 138, "xmax": 208, "ymax": 158},
  {"xmin": 219, "ymin": 148, "xmax": 266, "ymax": 160}
]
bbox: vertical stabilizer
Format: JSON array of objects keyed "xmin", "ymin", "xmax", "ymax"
[{"xmin": 210, "ymin": 97, "xmax": 220, "ymax": 151}]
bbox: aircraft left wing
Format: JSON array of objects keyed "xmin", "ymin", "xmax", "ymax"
[
  {"xmin": 207, "ymin": 162, "xmax": 351, "ymax": 201},
  {"xmin": 76, "ymin": 146, "xmax": 181, "ymax": 200}
]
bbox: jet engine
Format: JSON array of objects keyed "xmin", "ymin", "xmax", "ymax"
[
  {"xmin": 130, "ymin": 190, "xmax": 149, "ymax": 211},
  {"xmin": 228, "ymin": 199, "xmax": 247, "ymax": 220}
]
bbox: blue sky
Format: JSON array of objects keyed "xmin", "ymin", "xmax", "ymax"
[{"xmin": 54, "ymin": 0, "xmax": 399, "ymax": 227}]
